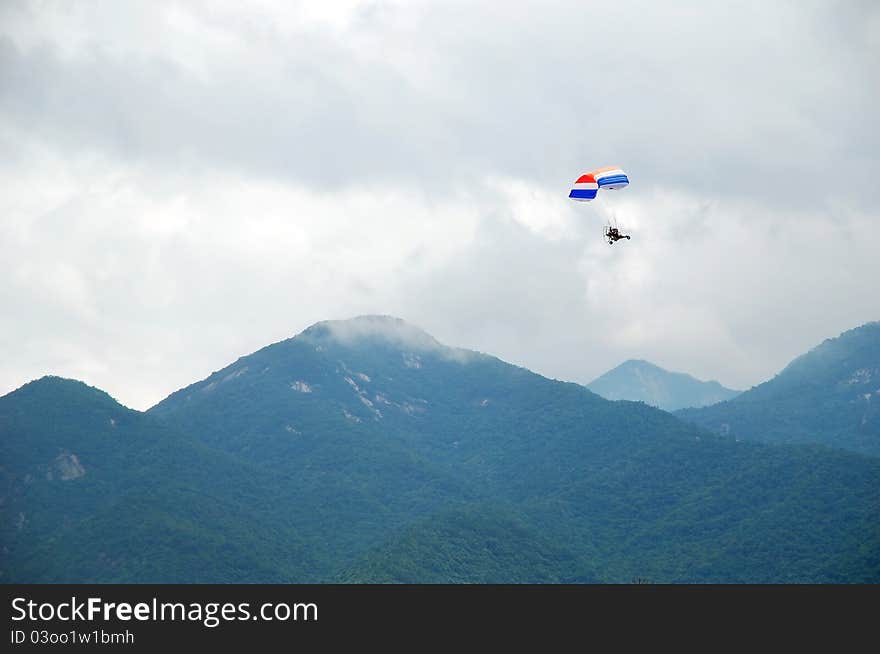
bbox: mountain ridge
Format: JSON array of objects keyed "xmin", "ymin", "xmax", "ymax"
[
  {"xmin": 0, "ymin": 375, "xmax": 322, "ymax": 582},
  {"xmin": 587, "ymin": 359, "xmax": 741, "ymax": 411},
  {"xmin": 3, "ymin": 316, "xmax": 879, "ymax": 582},
  {"xmin": 677, "ymin": 321, "xmax": 880, "ymax": 455}
]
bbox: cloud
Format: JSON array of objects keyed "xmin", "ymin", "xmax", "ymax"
[
  {"xmin": 4, "ymin": 2, "xmax": 877, "ymax": 196},
  {"xmin": 306, "ymin": 315, "xmax": 481, "ymax": 364},
  {"xmin": 1, "ymin": 0, "xmax": 878, "ymax": 409}
]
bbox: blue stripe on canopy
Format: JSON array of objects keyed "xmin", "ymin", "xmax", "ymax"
[
  {"xmin": 596, "ymin": 174, "xmax": 629, "ymax": 187},
  {"xmin": 569, "ymin": 188, "xmax": 598, "ymax": 200}
]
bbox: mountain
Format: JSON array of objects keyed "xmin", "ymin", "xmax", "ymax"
[
  {"xmin": 147, "ymin": 315, "xmax": 879, "ymax": 582},
  {"xmin": 587, "ymin": 359, "xmax": 741, "ymax": 411},
  {"xmin": 0, "ymin": 376, "xmax": 320, "ymax": 582},
  {"xmin": 677, "ymin": 322, "xmax": 880, "ymax": 456},
  {"xmin": 3, "ymin": 316, "xmax": 879, "ymax": 582},
  {"xmin": 338, "ymin": 503, "xmax": 592, "ymax": 583}
]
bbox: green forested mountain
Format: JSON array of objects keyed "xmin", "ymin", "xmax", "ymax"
[
  {"xmin": 338, "ymin": 504, "xmax": 592, "ymax": 583},
  {"xmin": 587, "ymin": 359, "xmax": 741, "ymax": 410},
  {"xmin": 677, "ymin": 322, "xmax": 880, "ymax": 456},
  {"xmin": 0, "ymin": 376, "xmax": 321, "ymax": 582},
  {"xmin": 3, "ymin": 317, "xmax": 879, "ymax": 583}
]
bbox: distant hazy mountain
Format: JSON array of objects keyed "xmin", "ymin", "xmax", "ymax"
[
  {"xmin": 587, "ymin": 359, "xmax": 741, "ymax": 411},
  {"xmin": 3, "ymin": 316, "xmax": 879, "ymax": 583},
  {"xmin": 677, "ymin": 322, "xmax": 880, "ymax": 456}
]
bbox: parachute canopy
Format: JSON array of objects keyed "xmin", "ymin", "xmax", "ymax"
[
  {"xmin": 569, "ymin": 173, "xmax": 598, "ymax": 202},
  {"xmin": 569, "ymin": 166, "xmax": 628, "ymax": 201},
  {"xmin": 591, "ymin": 166, "xmax": 629, "ymax": 190}
]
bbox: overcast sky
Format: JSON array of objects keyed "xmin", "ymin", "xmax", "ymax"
[{"xmin": 1, "ymin": 0, "xmax": 878, "ymax": 410}]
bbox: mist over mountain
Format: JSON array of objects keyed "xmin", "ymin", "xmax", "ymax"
[
  {"xmin": 677, "ymin": 322, "xmax": 880, "ymax": 456},
  {"xmin": 587, "ymin": 360, "xmax": 741, "ymax": 411},
  {"xmin": 3, "ymin": 317, "xmax": 878, "ymax": 583}
]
